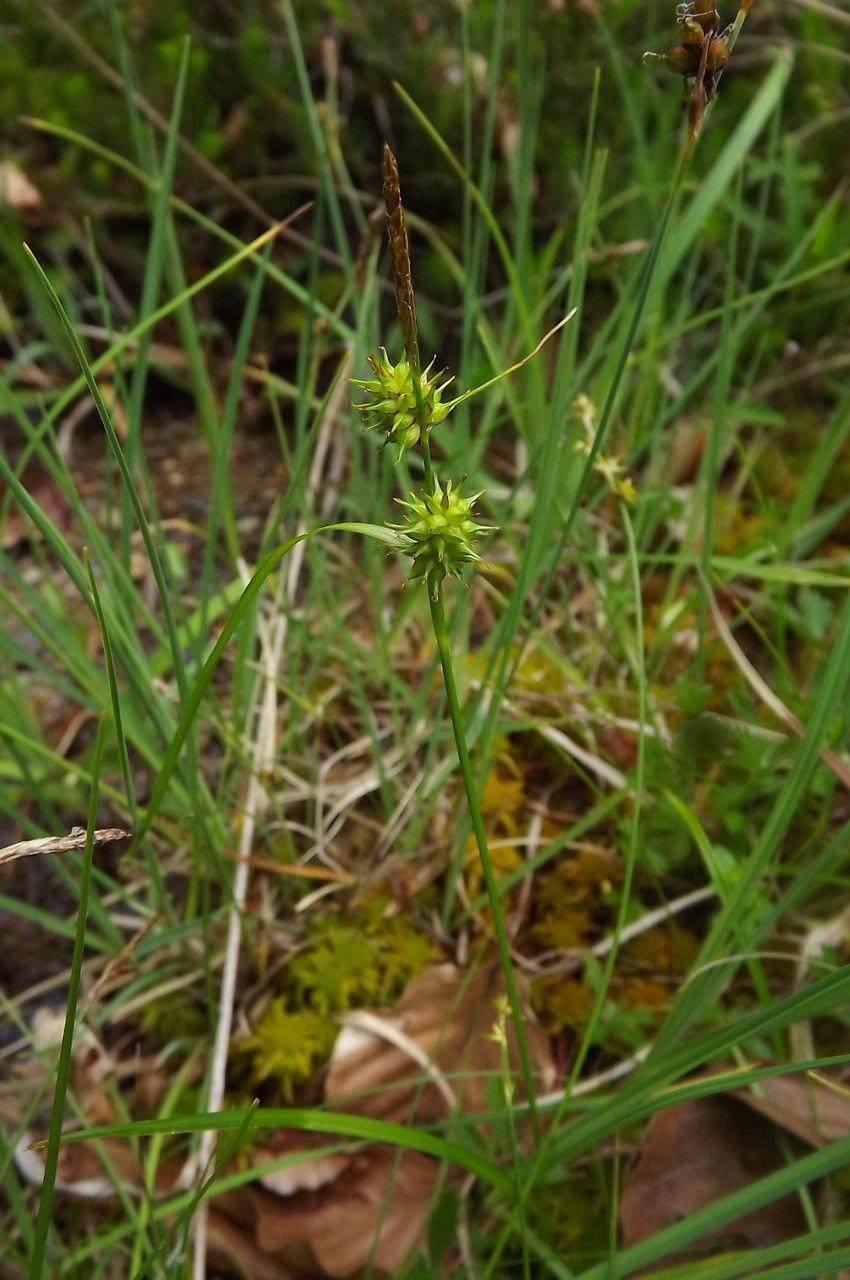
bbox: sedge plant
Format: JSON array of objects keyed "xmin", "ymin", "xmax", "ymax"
[
  {"xmin": 18, "ymin": 140, "xmax": 563, "ymax": 1267},
  {"xmin": 348, "ymin": 0, "xmax": 759, "ymax": 1197},
  {"xmin": 351, "ymin": 144, "xmax": 569, "ymax": 1139}
]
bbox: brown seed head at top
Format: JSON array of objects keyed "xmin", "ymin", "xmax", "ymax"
[
  {"xmin": 645, "ymin": 0, "xmax": 749, "ymax": 148},
  {"xmin": 689, "ymin": 0, "xmax": 720, "ymax": 34},
  {"xmin": 382, "ymin": 145, "xmax": 418, "ymax": 372}
]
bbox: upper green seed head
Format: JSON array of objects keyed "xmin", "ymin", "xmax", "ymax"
[{"xmin": 351, "ymin": 349, "xmax": 453, "ymax": 461}]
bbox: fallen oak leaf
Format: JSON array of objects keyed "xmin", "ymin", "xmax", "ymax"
[
  {"xmin": 727, "ymin": 1069, "xmax": 850, "ymax": 1149},
  {"xmin": 211, "ymin": 1148, "xmax": 440, "ymax": 1279},
  {"xmin": 0, "ymin": 161, "xmax": 42, "ymax": 212},
  {"xmin": 620, "ymin": 1095, "xmax": 808, "ymax": 1260},
  {"xmin": 326, "ymin": 961, "xmax": 555, "ymax": 1126},
  {"xmin": 255, "ymin": 1147, "xmax": 440, "ymax": 1277},
  {"xmin": 207, "ymin": 1209, "xmax": 299, "ymax": 1280},
  {"xmin": 0, "ymin": 460, "xmax": 73, "ymax": 550},
  {"xmin": 208, "ymin": 963, "xmax": 554, "ymax": 1277},
  {"xmin": 250, "ymin": 1129, "xmax": 352, "ymax": 1197},
  {"xmin": 15, "ymin": 1129, "xmax": 184, "ymax": 1202},
  {"xmin": 15, "ymin": 961, "xmax": 550, "ymax": 1278}
]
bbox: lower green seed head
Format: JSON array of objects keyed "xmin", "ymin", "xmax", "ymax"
[{"xmin": 395, "ymin": 478, "xmax": 493, "ymax": 592}]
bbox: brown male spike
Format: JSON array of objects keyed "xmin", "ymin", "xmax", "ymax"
[{"xmin": 382, "ymin": 144, "xmax": 419, "ymax": 373}]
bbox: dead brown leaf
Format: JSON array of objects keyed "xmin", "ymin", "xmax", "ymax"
[
  {"xmin": 620, "ymin": 1095, "xmax": 807, "ymax": 1261},
  {"xmin": 0, "ymin": 461, "xmax": 73, "ymax": 550},
  {"xmin": 250, "ymin": 1130, "xmax": 351, "ymax": 1197},
  {"xmin": 211, "ymin": 1148, "xmax": 439, "ymax": 1279},
  {"xmin": 729, "ymin": 1071, "xmax": 850, "ymax": 1148},
  {"xmin": 209, "ymin": 963, "xmax": 553, "ymax": 1277},
  {"xmin": 259, "ymin": 1147, "xmax": 439, "ymax": 1277},
  {"xmin": 208, "ymin": 1210, "xmax": 299, "ymax": 1280},
  {"xmin": 0, "ymin": 161, "xmax": 42, "ymax": 212},
  {"xmin": 15, "ymin": 962, "xmax": 552, "ymax": 1278},
  {"xmin": 326, "ymin": 961, "xmax": 555, "ymax": 1126}
]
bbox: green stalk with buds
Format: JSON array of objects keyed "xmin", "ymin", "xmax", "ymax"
[{"xmin": 354, "ymin": 145, "xmax": 555, "ymax": 1136}]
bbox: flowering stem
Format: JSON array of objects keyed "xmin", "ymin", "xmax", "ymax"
[
  {"xmin": 428, "ymin": 588, "xmax": 541, "ymax": 1140},
  {"xmin": 419, "ymin": 428, "xmax": 435, "ymax": 495}
]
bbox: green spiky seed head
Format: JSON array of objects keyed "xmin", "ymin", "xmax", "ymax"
[
  {"xmin": 351, "ymin": 349, "xmax": 453, "ymax": 461},
  {"xmin": 395, "ymin": 478, "xmax": 493, "ymax": 593}
]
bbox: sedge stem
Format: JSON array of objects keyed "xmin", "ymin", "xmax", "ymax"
[
  {"xmin": 419, "ymin": 429, "xmax": 435, "ymax": 495},
  {"xmin": 428, "ymin": 589, "xmax": 541, "ymax": 1140}
]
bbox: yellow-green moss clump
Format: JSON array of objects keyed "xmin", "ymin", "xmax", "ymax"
[{"xmin": 237, "ymin": 904, "xmax": 435, "ymax": 1099}]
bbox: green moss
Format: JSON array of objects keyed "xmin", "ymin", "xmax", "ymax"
[
  {"xmin": 233, "ymin": 903, "xmax": 434, "ymax": 1098},
  {"xmin": 240, "ymin": 1002, "xmax": 337, "ymax": 1101},
  {"xmin": 289, "ymin": 926, "xmax": 385, "ymax": 1015},
  {"xmin": 535, "ymin": 1167, "xmax": 611, "ymax": 1263},
  {"xmin": 139, "ymin": 992, "xmax": 208, "ymax": 1045},
  {"xmin": 288, "ymin": 910, "xmax": 434, "ymax": 1015}
]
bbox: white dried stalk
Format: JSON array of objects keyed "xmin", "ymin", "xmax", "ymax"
[
  {"xmin": 0, "ymin": 826, "xmax": 129, "ymax": 867},
  {"xmin": 191, "ymin": 352, "xmax": 351, "ymax": 1279}
]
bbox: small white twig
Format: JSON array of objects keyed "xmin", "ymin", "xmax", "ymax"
[
  {"xmin": 470, "ymin": 680, "xmax": 630, "ymax": 791},
  {"xmin": 534, "ymin": 719, "xmax": 628, "ymax": 790},
  {"xmin": 529, "ymin": 885, "xmax": 717, "ymax": 977},
  {"xmin": 536, "ymin": 1042, "xmax": 652, "ymax": 1108}
]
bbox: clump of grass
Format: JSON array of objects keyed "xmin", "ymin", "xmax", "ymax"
[{"xmin": 8, "ymin": 1, "xmax": 850, "ymax": 1276}]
